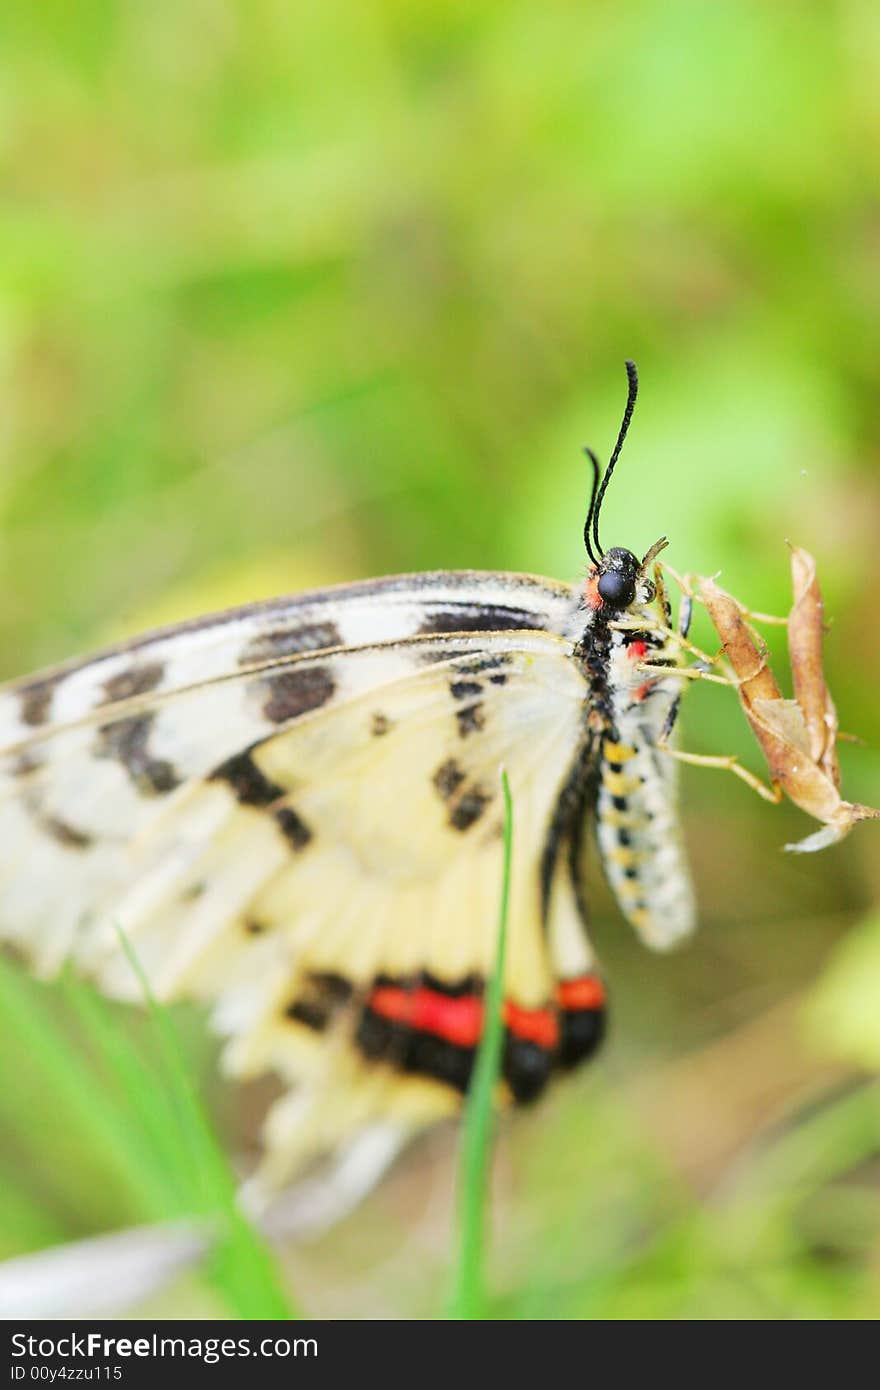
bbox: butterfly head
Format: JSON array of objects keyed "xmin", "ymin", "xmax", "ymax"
[
  {"xmin": 583, "ymin": 361, "xmax": 667, "ymax": 616},
  {"xmin": 587, "ymin": 537, "xmax": 668, "ymax": 615},
  {"xmin": 595, "ymin": 546, "xmax": 641, "ymax": 610}
]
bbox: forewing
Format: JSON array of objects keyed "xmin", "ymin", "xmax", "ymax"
[
  {"xmin": 0, "ymin": 570, "xmax": 574, "ymax": 750},
  {"xmin": 0, "ymin": 572, "xmax": 575, "ymax": 972}
]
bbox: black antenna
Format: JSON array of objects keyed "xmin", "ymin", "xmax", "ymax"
[
  {"xmin": 591, "ymin": 359, "xmax": 639, "ymax": 561},
  {"xmin": 582, "ymin": 447, "xmax": 602, "ymax": 565}
]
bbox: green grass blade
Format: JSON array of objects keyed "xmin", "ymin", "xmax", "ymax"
[
  {"xmin": 114, "ymin": 925, "xmax": 299, "ymax": 1319},
  {"xmin": 114, "ymin": 927, "xmax": 226, "ymax": 1205},
  {"xmin": 57, "ymin": 968, "xmax": 192, "ymax": 1211},
  {"xmin": 0, "ymin": 956, "xmax": 175, "ymax": 1225},
  {"xmin": 447, "ymin": 767, "xmax": 513, "ymax": 1319}
]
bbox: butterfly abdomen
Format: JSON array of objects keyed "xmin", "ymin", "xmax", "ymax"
[{"xmin": 592, "ymin": 637, "xmax": 696, "ymax": 950}]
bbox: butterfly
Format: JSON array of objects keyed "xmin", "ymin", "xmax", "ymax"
[{"xmin": 0, "ymin": 361, "xmax": 694, "ymax": 1214}]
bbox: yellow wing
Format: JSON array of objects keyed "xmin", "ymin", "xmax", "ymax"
[{"xmin": 0, "ymin": 574, "xmax": 606, "ymax": 1197}]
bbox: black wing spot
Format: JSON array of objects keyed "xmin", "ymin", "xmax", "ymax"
[
  {"xmin": 241, "ymin": 622, "xmax": 343, "ymax": 665},
  {"xmin": 449, "ymin": 679, "xmax": 482, "ymax": 701},
  {"xmin": 418, "ymin": 605, "xmax": 539, "ymax": 636},
  {"xmin": 503, "ymin": 1036, "xmax": 553, "ymax": 1103},
  {"xmin": 284, "ymin": 972, "xmax": 353, "ymax": 1033},
  {"xmin": 96, "ymin": 715, "xmax": 181, "ymax": 796},
  {"xmin": 102, "ymin": 662, "xmax": 165, "ymax": 704},
  {"xmin": 456, "ymin": 702, "xmax": 485, "ymax": 738},
  {"xmin": 262, "ymin": 665, "xmax": 335, "ymax": 723},
  {"xmin": 356, "ymin": 1011, "xmax": 475, "ymax": 1094},
  {"xmin": 414, "ymin": 645, "xmax": 469, "ymax": 667},
  {"xmin": 453, "ymin": 653, "xmax": 513, "ymax": 676},
  {"xmin": 450, "ymin": 786, "xmax": 491, "ymax": 832},
  {"xmin": 44, "ymin": 815, "xmax": 93, "ymax": 850},
  {"xmin": 18, "ymin": 675, "xmax": 59, "ymax": 727},
  {"xmin": 421, "ymin": 971, "xmax": 481, "ymax": 998},
  {"xmin": 275, "ymin": 805, "xmax": 313, "ymax": 851},
  {"xmin": 286, "ymin": 999, "xmax": 328, "ymax": 1031},
  {"xmin": 558, "ymin": 1007, "xmax": 606, "ymax": 1068},
  {"xmin": 211, "ymin": 749, "xmax": 284, "ymax": 806},
  {"xmin": 433, "ymin": 758, "xmax": 466, "ymax": 801},
  {"xmin": 311, "ymin": 971, "xmax": 354, "ymax": 1004},
  {"xmin": 371, "ymin": 712, "xmax": 392, "ymax": 736}
]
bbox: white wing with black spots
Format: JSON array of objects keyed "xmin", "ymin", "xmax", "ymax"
[
  {"xmin": 0, "ymin": 571, "xmax": 574, "ymax": 750},
  {"xmin": 3, "ymin": 625, "xmax": 596, "ymax": 1192}
]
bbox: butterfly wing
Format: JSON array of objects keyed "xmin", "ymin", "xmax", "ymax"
[
  {"xmin": 0, "ymin": 569, "xmax": 575, "ymax": 747},
  {"xmin": 0, "ymin": 574, "xmax": 608, "ymax": 1194},
  {"xmin": 0, "ymin": 572, "xmax": 573, "ymax": 964}
]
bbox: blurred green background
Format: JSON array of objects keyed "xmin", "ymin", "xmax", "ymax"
[{"xmin": 2, "ymin": 0, "xmax": 880, "ymax": 1318}]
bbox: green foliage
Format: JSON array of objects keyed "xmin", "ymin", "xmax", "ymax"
[
  {"xmin": 808, "ymin": 913, "xmax": 880, "ymax": 1072},
  {"xmin": 114, "ymin": 927, "xmax": 297, "ymax": 1318},
  {"xmin": 0, "ymin": 948, "xmax": 295, "ymax": 1318}
]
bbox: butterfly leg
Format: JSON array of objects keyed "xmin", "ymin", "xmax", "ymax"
[
  {"xmin": 660, "ymin": 746, "xmax": 783, "ymax": 804},
  {"xmin": 662, "ymin": 560, "xmax": 789, "ymax": 629},
  {"xmin": 657, "ymin": 586, "xmax": 698, "ymax": 744},
  {"xmin": 654, "ymin": 572, "xmax": 786, "ymax": 804},
  {"xmin": 610, "ymin": 609, "xmax": 717, "ymax": 662}
]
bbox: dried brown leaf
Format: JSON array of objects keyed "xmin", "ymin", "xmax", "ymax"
[
  {"xmin": 787, "ymin": 544, "xmax": 839, "ymax": 785},
  {"xmin": 697, "ymin": 572, "xmax": 879, "ymax": 853}
]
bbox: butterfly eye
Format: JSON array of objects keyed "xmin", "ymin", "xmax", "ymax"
[{"xmin": 597, "ymin": 571, "xmax": 636, "ymax": 608}]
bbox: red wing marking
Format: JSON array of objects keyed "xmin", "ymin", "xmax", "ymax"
[
  {"xmin": 503, "ymin": 1001, "xmax": 559, "ymax": 1049},
  {"xmin": 367, "ymin": 974, "xmax": 605, "ymax": 1050},
  {"xmin": 368, "ymin": 985, "xmax": 483, "ymax": 1048},
  {"xmin": 557, "ymin": 975, "xmax": 606, "ymax": 1011}
]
